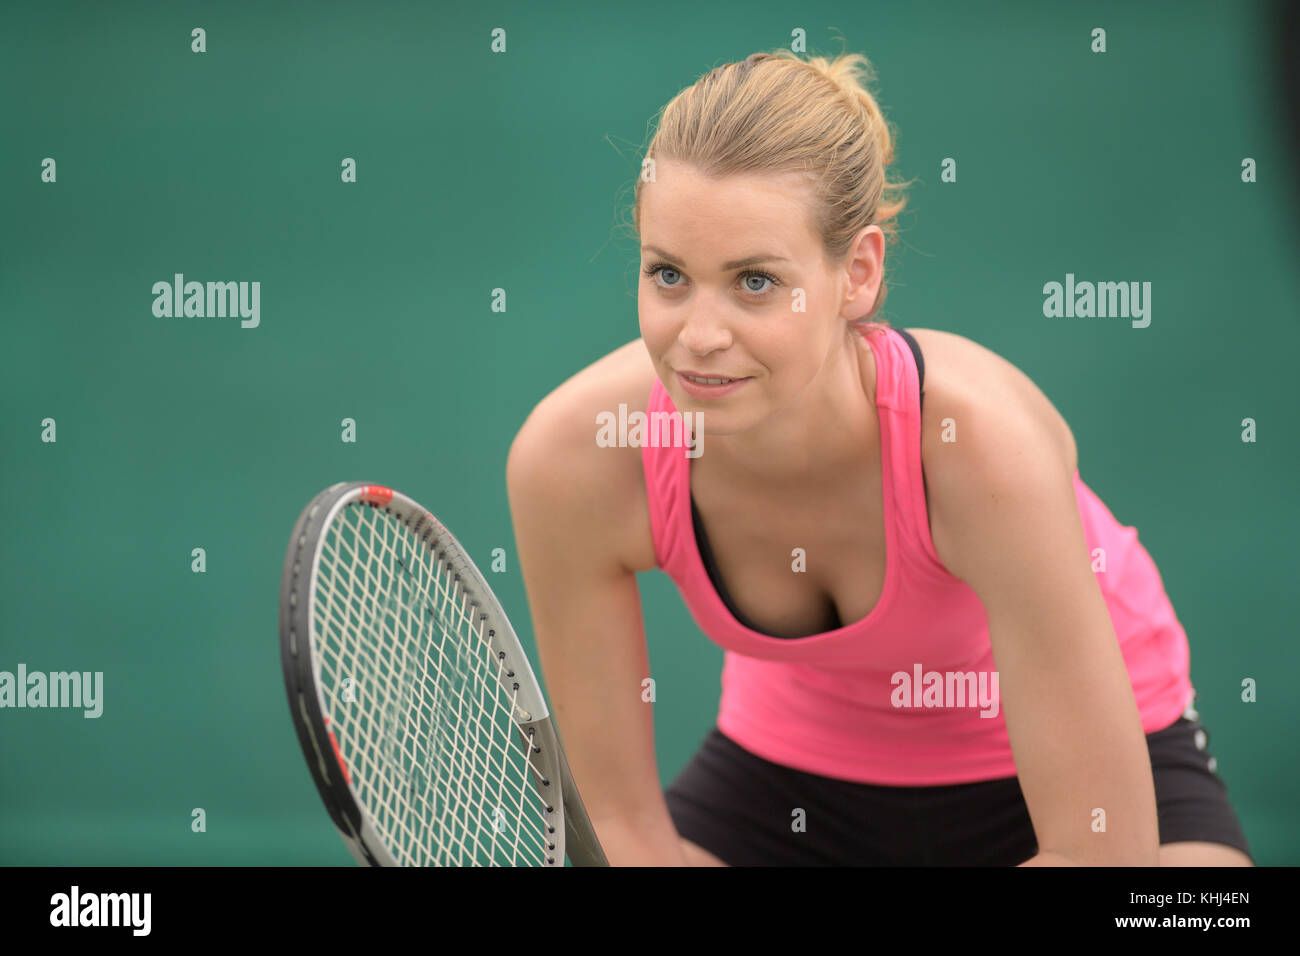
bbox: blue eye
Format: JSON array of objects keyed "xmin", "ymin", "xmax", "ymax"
[
  {"xmin": 642, "ymin": 262, "xmax": 781, "ymax": 297},
  {"xmin": 644, "ymin": 264, "xmax": 683, "ymax": 287}
]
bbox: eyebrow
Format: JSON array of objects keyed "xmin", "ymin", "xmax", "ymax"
[{"xmin": 641, "ymin": 245, "xmax": 790, "ymax": 271}]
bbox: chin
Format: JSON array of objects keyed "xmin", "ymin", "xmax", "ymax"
[{"xmin": 673, "ymin": 400, "xmax": 754, "ymax": 436}]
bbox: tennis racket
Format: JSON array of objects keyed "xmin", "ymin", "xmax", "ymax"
[{"xmin": 279, "ymin": 480, "xmax": 609, "ymax": 867}]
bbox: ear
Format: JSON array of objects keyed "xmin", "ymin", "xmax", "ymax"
[{"xmin": 839, "ymin": 225, "xmax": 885, "ymax": 321}]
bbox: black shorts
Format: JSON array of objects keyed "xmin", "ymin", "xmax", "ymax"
[{"xmin": 664, "ymin": 710, "xmax": 1253, "ymax": 866}]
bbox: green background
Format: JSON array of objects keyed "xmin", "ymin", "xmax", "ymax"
[{"xmin": 1, "ymin": 0, "xmax": 1295, "ymax": 865}]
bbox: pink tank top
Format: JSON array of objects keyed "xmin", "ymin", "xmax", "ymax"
[{"xmin": 640, "ymin": 322, "xmax": 1195, "ymax": 785}]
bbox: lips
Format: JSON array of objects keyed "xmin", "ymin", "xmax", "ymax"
[
  {"xmin": 683, "ymin": 374, "xmax": 738, "ymax": 385},
  {"xmin": 674, "ymin": 369, "xmax": 752, "ymax": 399},
  {"xmin": 677, "ymin": 369, "xmax": 748, "ymax": 384}
]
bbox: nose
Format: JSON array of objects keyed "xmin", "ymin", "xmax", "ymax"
[{"xmin": 676, "ymin": 308, "xmax": 733, "ymax": 357}]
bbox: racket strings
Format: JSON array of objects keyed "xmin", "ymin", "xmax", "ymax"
[
  {"xmin": 321, "ymin": 511, "xmax": 545, "ymax": 865},
  {"xmin": 363, "ymin": 509, "xmax": 545, "ymax": 866},
  {"xmin": 312, "ymin": 501, "xmax": 554, "ymax": 865}
]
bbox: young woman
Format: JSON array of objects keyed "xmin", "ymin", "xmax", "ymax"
[{"xmin": 506, "ymin": 50, "xmax": 1252, "ymax": 866}]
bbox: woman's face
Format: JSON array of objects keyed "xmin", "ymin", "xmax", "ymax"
[{"xmin": 638, "ymin": 159, "xmax": 878, "ymax": 437}]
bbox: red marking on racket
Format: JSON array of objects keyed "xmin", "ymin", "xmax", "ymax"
[
  {"xmin": 359, "ymin": 485, "xmax": 395, "ymax": 507},
  {"xmin": 324, "ymin": 716, "xmax": 351, "ymax": 784}
]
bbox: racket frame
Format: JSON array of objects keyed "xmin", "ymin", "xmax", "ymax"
[{"xmin": 279, "ymin": 480, "xmax": 608, "ymax": 867}]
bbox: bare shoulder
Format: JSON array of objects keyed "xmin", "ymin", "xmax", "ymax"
[
  {"xmin": 902, "ymin": 327, "xmax": 1079, "ymax": 575},
  {"xmin": 905, "ymin": 327, "xmax": 1077, "ymax": 475},
  {"xmin": 506, "ymin": 338, "xmax": 660, "ymax": 573}
]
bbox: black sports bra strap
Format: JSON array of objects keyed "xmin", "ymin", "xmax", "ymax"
[{"xmin": 894, "ymin": 327, "xmax": 925, "ymax": 411}]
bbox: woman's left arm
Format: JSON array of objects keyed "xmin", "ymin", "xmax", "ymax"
[{"xmin": 925, "ymin": 399, "xmax": 1160, "ymax": 867}]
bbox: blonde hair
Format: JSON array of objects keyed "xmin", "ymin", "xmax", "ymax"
[{"xmin": 633, "ymin": 48, "xmax": 913, "ymax": 326}]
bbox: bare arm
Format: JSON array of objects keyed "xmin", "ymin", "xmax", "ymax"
[
  {"xmin": 928, "ymin": 398, "xmax": 1159, "ymax": 867},
  {"xmin": 506, "ymin": 389, "xmax": 689, "ymax": 866}
]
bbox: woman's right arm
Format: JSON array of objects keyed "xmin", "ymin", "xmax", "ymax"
[{"xmin": 506, "ymin": 383, "xmax": 690, "ymax": 867}]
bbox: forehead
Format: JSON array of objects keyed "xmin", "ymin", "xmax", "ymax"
[{"xmin": 641, "ymin": 160, "xmax": 818, "ymax": 240}]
